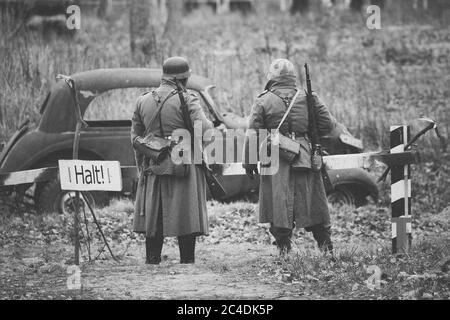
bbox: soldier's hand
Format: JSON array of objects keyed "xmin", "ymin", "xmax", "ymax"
[
  {"xmin": 215, "ymin": 123, "xmax": 227, "ymax": 134},
  {"xmin": 244, "ymin": 165, "xmax": 258, "ymax": 179}
]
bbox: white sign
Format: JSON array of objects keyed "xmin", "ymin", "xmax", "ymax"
[{"xmin": 58, "ymin": 160, "xmax": 122, "ymax": 191}]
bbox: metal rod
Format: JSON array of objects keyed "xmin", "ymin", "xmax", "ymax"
[
  {"xmin": 68, "ymin": 192, "xmax": 91, "ymax": 263},
  {"xmin": 81, "ymin": 201, "xmax": 92, "ymax": 262},
  {"xmin": 81, "ymin": 191, "xmax": 117, "ymax": 261},
  {"xmin": 72, "ymin": 122, "xmax": 82, "ymax": 266}
]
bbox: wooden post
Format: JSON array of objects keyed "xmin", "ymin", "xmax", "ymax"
[{"xmin": 390, "ymin": 125, "xmax": 412, "ymax": 254}]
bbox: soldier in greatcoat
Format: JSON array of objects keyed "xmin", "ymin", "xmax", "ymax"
[
  {"xmin": 243, "ymin": 59, "xmax": 336, "ymax": 255},
  {"xmin": 131, "ymin": 57, "xmax": 222, "ymax": 264}
]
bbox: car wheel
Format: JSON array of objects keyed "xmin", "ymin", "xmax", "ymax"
[
  {"xmin": 36, "ymin": 179, "xmax": 107, "ymax": 214},
  {"xmin": 327, "ymin": 186, "xmax": 358, "ymax": 207}
]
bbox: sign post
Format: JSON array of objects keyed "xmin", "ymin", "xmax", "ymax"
[{"xmin": 59, "ymin": 160, "xmax": 122, "ymax": 263}]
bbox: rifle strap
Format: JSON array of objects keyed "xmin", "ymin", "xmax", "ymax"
[
  {"xmin": 179, "ymin": 93, "xmax": 194, "ymax": 135},
  {"xmin": 175, "ymin": 85, "xmax": 196, "ymax": 140}
]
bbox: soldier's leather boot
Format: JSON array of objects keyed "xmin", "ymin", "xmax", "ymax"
[
  {"xmin": 309, "ymin": 224, "xmax": 335, "ymax": 260},
  {"xmin": 269, "ymin": 224, "xmax": 293, "ymax": 255},
  {"xmin": 277, "ymin": 239, "xmax": 292, "ymax": 255},
  {"xmin": 178, "ymin": 235, "xmax": 196, "ymax": 264},
  {"xmin": 145, "ymin": 236, "xmax": 163, "ymax": 265}
]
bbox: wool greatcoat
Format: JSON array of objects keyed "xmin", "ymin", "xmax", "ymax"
[
  {"xmin": 131, "ymin": 79, "xmax": 213, "ymax": 238},
  {"xmin": 243, "ymin": 75, "xmax": 336, "ymax": 230}
]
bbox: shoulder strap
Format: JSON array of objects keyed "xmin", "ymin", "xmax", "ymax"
[
  {"xmin": 257, "ymin": 90, "xmax": 269, "ymax": 98},
  {"xmin": 275, "ymin": 89, "xmax": 300, "ymax": 132},
  {"xmin": 270, "ymin": 89, "xmax": 292, "ymax": 108},
  {"xmin": 144, "ymin": 89, "xmax": 177, "ymax": 137}
]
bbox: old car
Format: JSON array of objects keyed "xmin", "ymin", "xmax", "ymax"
[{"xmin": 0, "ymin": 68, "xmax": 378, "ymax": 213}]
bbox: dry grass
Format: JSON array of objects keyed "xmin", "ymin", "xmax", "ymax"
[
  {"xmin": 1, "ymin": 7, "xmax": 449, "ymax": 211},
  {"xmin": 0, "ymin": 7, "xmax": 448, "ymax": 206},
  {"xmin": 1, "ymin": 198, "xmax": 449, "ymax": 299},
  {"xmin": 1, "ymin": 9, "xmax": 449, "ymax": 153}
]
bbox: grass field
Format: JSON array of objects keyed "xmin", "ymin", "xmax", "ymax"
[{"xmin": 0, "ymin": 199, "xmax": 449, "ymax": 299}]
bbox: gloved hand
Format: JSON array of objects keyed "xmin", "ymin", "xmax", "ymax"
[
  {"xmin": 215, "ymin": 122, "xmax": 227, "ymax": 134},
  {"xmin": 244, "ymin": 164, "xmax": 258, "ymax": 179}
]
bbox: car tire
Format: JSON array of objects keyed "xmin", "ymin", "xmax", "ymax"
[
  {"xmin": 327, "ymin": 186, "xmax": 358, "ymax": 207},
  {"xmin": 36, "ymin": 179, "xmax": 109, "ymax": 214}
]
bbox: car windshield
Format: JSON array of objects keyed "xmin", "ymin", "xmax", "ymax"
[
  {"xmin": 84, "ymin": 87, "xmax": 212, "ymax": 121},
  {"xmin": 84, "ymin": 87, "xmax": 151, "ymax": 121}
]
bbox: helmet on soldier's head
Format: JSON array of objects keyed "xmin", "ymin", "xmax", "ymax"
[
  {"xmin": 162, "ymin": 56, "xmax": 192, "ymax": 80},
  {"xmin": 267, "ymin": 58, "xmax": 296, "ymax": 80}
]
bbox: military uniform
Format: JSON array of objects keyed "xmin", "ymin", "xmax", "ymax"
[
  {"xmin": 243, "ymin": 59, "xmax": 336, "ymax": 254},
  {"xmin": 131, "ymin": 57, "xmax": 213, "ymax": 264}
]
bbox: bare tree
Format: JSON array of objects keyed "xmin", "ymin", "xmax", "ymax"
[
  {"xmin": 349, "ymin": 0, "xmax": 364, "ymax": 11},
  {"xmin": 163, "ymin": 0, "xmax": 183, "ymax": 54},
  {"xmin": 0, "ymin": 106, "xmax": 3, "ymax": 129},
  {"xmin": 129, "ymin": 0, "xmax": 157, "ymax": 64},
  {"xmin": 97, "ymin": 0, "xmax": 112, "ymax": 18},
  {"xmin": 290, "ymin": 0, "xmax": 309, "ymax": 14}
]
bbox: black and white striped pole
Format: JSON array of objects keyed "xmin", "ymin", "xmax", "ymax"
[{"xmin": 390, "ymin": 125, "xmax": 412, "ymax": 254}]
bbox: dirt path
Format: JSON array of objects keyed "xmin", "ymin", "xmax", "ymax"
[
  {"xmin": 82, "ymin": 242, "xmax": 302, "ymax": 299},
  {"xmin": 0, "ymin": 240, "xmax": 306, "ymax": 300}
]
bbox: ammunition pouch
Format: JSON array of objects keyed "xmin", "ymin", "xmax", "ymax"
[
  {"xmin": 260, "ymin": 132, "xmax": 313, "ymax": 170},
  {"xmin": 134, "ymin": 89, "xmax": 189, "ymax": 178},
  {"xmin": 137, "ymin": 135, "xmax": 189, "ymax": 178},
  {"xmin": 277, "ymin": 133, "xmax": 313, "ymax": 170},
  {"xmin": 134, "ymin": 135, "xmax": 171, "ymax": 164},
  {"xmin": 291, "ymin": 136, "xmax": 312, "ymax": 170},
  {"xmin": 273, "ymin": 131, "xmax": 300, "ymax": 164}
]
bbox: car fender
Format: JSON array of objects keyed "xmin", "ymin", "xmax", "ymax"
[
  {"xmin": 327, "ymin": 168, "xmax": 379, "ymax": 200},
  {"xmin": 0, "ymin": 130, "xmax": 105, "ymax": 172},
  {"xmin": 0, "ymin": 121, "xmax": 29, "ymax": 168}
]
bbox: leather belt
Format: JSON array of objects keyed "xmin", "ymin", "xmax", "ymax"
[{"xmin": 286, "ymin": 132, "xmax": 308, "ymax": 139}]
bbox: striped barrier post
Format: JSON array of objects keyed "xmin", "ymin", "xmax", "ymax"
[{"xmin": 390, "ymin": 125, "xmax": 412, "ymax": 254}]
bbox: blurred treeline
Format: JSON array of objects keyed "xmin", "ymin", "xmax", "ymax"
[{"xmin": 0, "ymin": 0, "xmax": 448, "ymax": 155}]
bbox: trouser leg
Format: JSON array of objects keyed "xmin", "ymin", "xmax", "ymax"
[
  {"xmin": 269, "ymin": 224, "xmax": 293, "ymax": 254},
  {"xmin": 145, "ymin": 236, "xmax": 163, "ymax": 264},
  {"xmin": 178, "ymin": 234, "xmax": 196, "ymax": 264},
  {"xmin": 145, "ymin": 205, "xmax": 164, "ymax": 264},
  {"xmin": 305, "ymin": 223, "xmax": 333, "ymax": 254}
]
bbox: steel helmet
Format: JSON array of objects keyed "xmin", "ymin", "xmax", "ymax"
[
  {"xmin": 267, "ymin": 58, "xmax": 296, "ymax": 80},
  {"xmin": 162, "ymin": 56, "xmax": 192, "ymax": 80}
]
